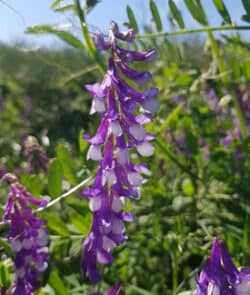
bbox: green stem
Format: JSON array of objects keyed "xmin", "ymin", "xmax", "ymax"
[
  {"xmin": 207, "ymin": 31, "xmax": 248, "ymax": 139},
  {"xmin": 0, "ymin": 176, "xmax": 93, "ymax": 227},
  {"xmin": 137, "ymin": 25, "xmax": 250, "ymax": 39},
  {"xmin": 74, "ymin": 0, "xmax": 106, "ymax": 73},
  {"xmin": 35, "ymin": 176, "xmax": 93, "ymax": 213},
  {"xmin": 207, "ymin": 31, "xmax": 227, "ymax": 83},
  {"xmin": 171, "ymin": 253, "xmax": 178, "ymax": 292},
  {"xmin": 173, "ymin": 267, "xmax": 199, "ymax": 295}
]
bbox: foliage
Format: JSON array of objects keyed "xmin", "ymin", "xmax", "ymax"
[{"xmin": 1, "ymin": 0, "xmax": 250, "ymax": 294}]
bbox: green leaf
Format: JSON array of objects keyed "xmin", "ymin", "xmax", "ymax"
[
  {"xmin": 0, "ymin": 262, "xmax": 11, "ymax": 288},
  {"xmin": 172, "ymin": 196, "xmax": 193, "ymax": 211},
  {"xmin": 175, "ymin": 72, "xmax": 193, "ymax": 86},
  {"xmin": 26, "ymin": 25, "xmax": 84, "ymax": 49},
  {"xmin": 150, "ymin": 0, "xmax": 163, "ymax": 31},
  {"xmin": 242, "ymin": 0, "xmax": 250, "ymax": 14},
  {"xmin": 127, "ymin": 285, "xmax": 152, "ymax": 295},
  {"xmin": 212, "ymin": 0, "xmax": 232, "ymax": 24},
  {"xmin": 164, "ymin": 38, "xmax": 178, "ymax": 59},
  {"xmin": 25, "ymin": 175, "xmax": 44, "ymax": 197},
  {"xmin": 186, "ymin": 132, "xmax": 198, "ymax": 155},
  {"xmin": 168, "ymin": 0, "xmax": 185, "ymax": 29},
  {"xmin": 0, "ymin": 238, "xmax": 13, "ymax": 258},
  {"xmin": 43, "ymin": 213, "xmax": 69, "ymax": 236},
  {"xmin": 49, "ymin": 270, "xmax": 68, "ymax": 295},
  {"xmin": 157, "ymin": 103, "xmax": 184, "ymax": 134},
  {"xmin": 50, "ymin": 0, "xmax": 62, "ymax": 9},
  {"xmin": 69, "ymin": 238, "xmax": 83, "ymax": 256},
  {"xmin": 54, "ymin": 4, "xmax": 74, "ymax": 12},
  {"xmin": 78, "ymin": 129, "xmax": 88, "ymax": 154},
  {"xmin": 181, "ymin": 178, "xmax": 195, "ymax": 196},
  {"xmin": 48, "ymin": 159, "xmax": 63, "ymax": 199},
  {"xmin": 241, "ymin": 14, "xmax": 250, "ymax": 23},
  {"xmin": 57, "ymin": 144, "xmax": 77, "ymax": 185},
  {"xmin": 68, "ymin": 211, "xmax": 90, "ymax": 235},
  {"xmin": 184, "ymin": 0, "xmax": 208, "ymax": 25},
  {"xmin": 85, "ymin": 0, "xmax": 101, "ymax": 13},
  {"xmin": 126, "ymin": 5, "xmax": 139, "ymax": 33}
]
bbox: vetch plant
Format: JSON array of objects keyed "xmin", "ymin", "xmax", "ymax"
[
  {"xmin": 1, "ymin": 172, "xmax": 49, "ymax": 295},
  {"xmin": 193, "ymin": 237, "xmax": 250, "ymax": 295},
  {"xmin": 81, "ymin": 20, "xmax": 159, "ymax": 283}
]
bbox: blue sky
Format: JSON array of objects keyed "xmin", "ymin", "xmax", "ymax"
[{"xmin": 0, "ymin": 0, "xmax": 248, "ymax": 46}]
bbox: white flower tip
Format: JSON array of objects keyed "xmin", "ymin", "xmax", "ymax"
[
  {"xmin": 137, "ymin": 142, "xmax": 154, "ymax": 157},
  {"xmin": 128, "ymin": 172, "xmax": 143, "ymax": 186},
  {"xmin": 110, "ymin": 120, "xmax": 123, "ymax": 136},
  {"xmin": 236, "ymin": 280, "xmax": 250, "ymax": 295},
  {"xmin": 142, "ymin": 98, "xmax": 160, "ymax": 113},
  {"xmin": 36, "ymin": 261, "xmax": 48, "ymax": 272},
  {"xmin": 102, "ymin": 169, "xmax": 117, "ymax": 186},
  {"xmin": 112, "ymin": 219, "xmax": 125, "ymax": 234},
  {"xmin": 117, "ymin": 149, "xmax": 129, "ymax": 165},
  {"xmin": 129, "ymin": 124, "xmax": 146, "ymax": 141},
  {"xmin": 23, "ymin": 238, "xmax": 32, "ymax": 250},
  {"xmin": 102, "ymin": 236, "xmax": 116, "ymax": 252},
  {"xmin": 91, "ymin": 98, "xmax": 106, "ymax": 114},
  {"xmin": 11, "ymin": 240, "xmax": 22, "ymax": 252},
  {"xmin": 87, "ymin": 145, "xmax": 102, "ymax": 161},
  {"xmin": 112, "ymin": 197, "xmax": 122, "ymax": 212},
  {"xmin": 89, "ymin": 196, "xmax": 102, "ymax": 212}
]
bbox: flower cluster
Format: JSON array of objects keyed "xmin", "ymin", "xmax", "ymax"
[
  {"xmin": 2, "ymin": 174, "xmax": 49, "ymax": 295},
  {"xmin": 81, "ymin": 21, "xmax": 158, "ymax": 283},
  {"xmin": 193, "ymin": 237, "xmax": 250, "ymax": 295}
]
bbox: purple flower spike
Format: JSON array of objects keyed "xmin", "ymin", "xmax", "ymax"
[
  {"xmin": 2, "ymin": 180, "xmax": 49, "ymax": 295},
  {"xmin": 193, "ymin": 237, "xmax": 250, "ymax": 295},
  {"xmin": 82, "ymin": 20, "xmax": 158, "ymax": 283}
]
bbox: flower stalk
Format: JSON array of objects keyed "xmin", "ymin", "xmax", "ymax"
[
  {"xmin": 2, "ymin": 173, "xmax": 49, "ymax": 295},
  {"xmin": 81, "ymin": 21, "xmax": 159, "ymax": 283}
]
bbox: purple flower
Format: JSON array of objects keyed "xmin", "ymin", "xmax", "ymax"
[
  {"xmin": 82, "ymin": 21, "xmax": 158, "ymax": 283},
  {"xmin": 92, "ymin": 281, "xmax": 123, "ymax": 295},
  {"xmin": 2, "ymin": 178, "xmax": 48, "ymax": 295},
  {"xmin": 106, "ymin": 281, "xmax": 123, "ymax": 295},
  {"xmin": 172, "ymin": 131, "xmax": 193, "ymax": 159},
  {"xmin": 193, "ymin": 237, "xmax": 250, "ymax": 295},
  {"xmin": 23, "ymin": 136, "xmax": 51, "ymax": 173}
]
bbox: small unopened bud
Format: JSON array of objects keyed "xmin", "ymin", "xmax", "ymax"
[{"xmin": 110, "ymin": 20, "xmax": 119, "ymax": 35}]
